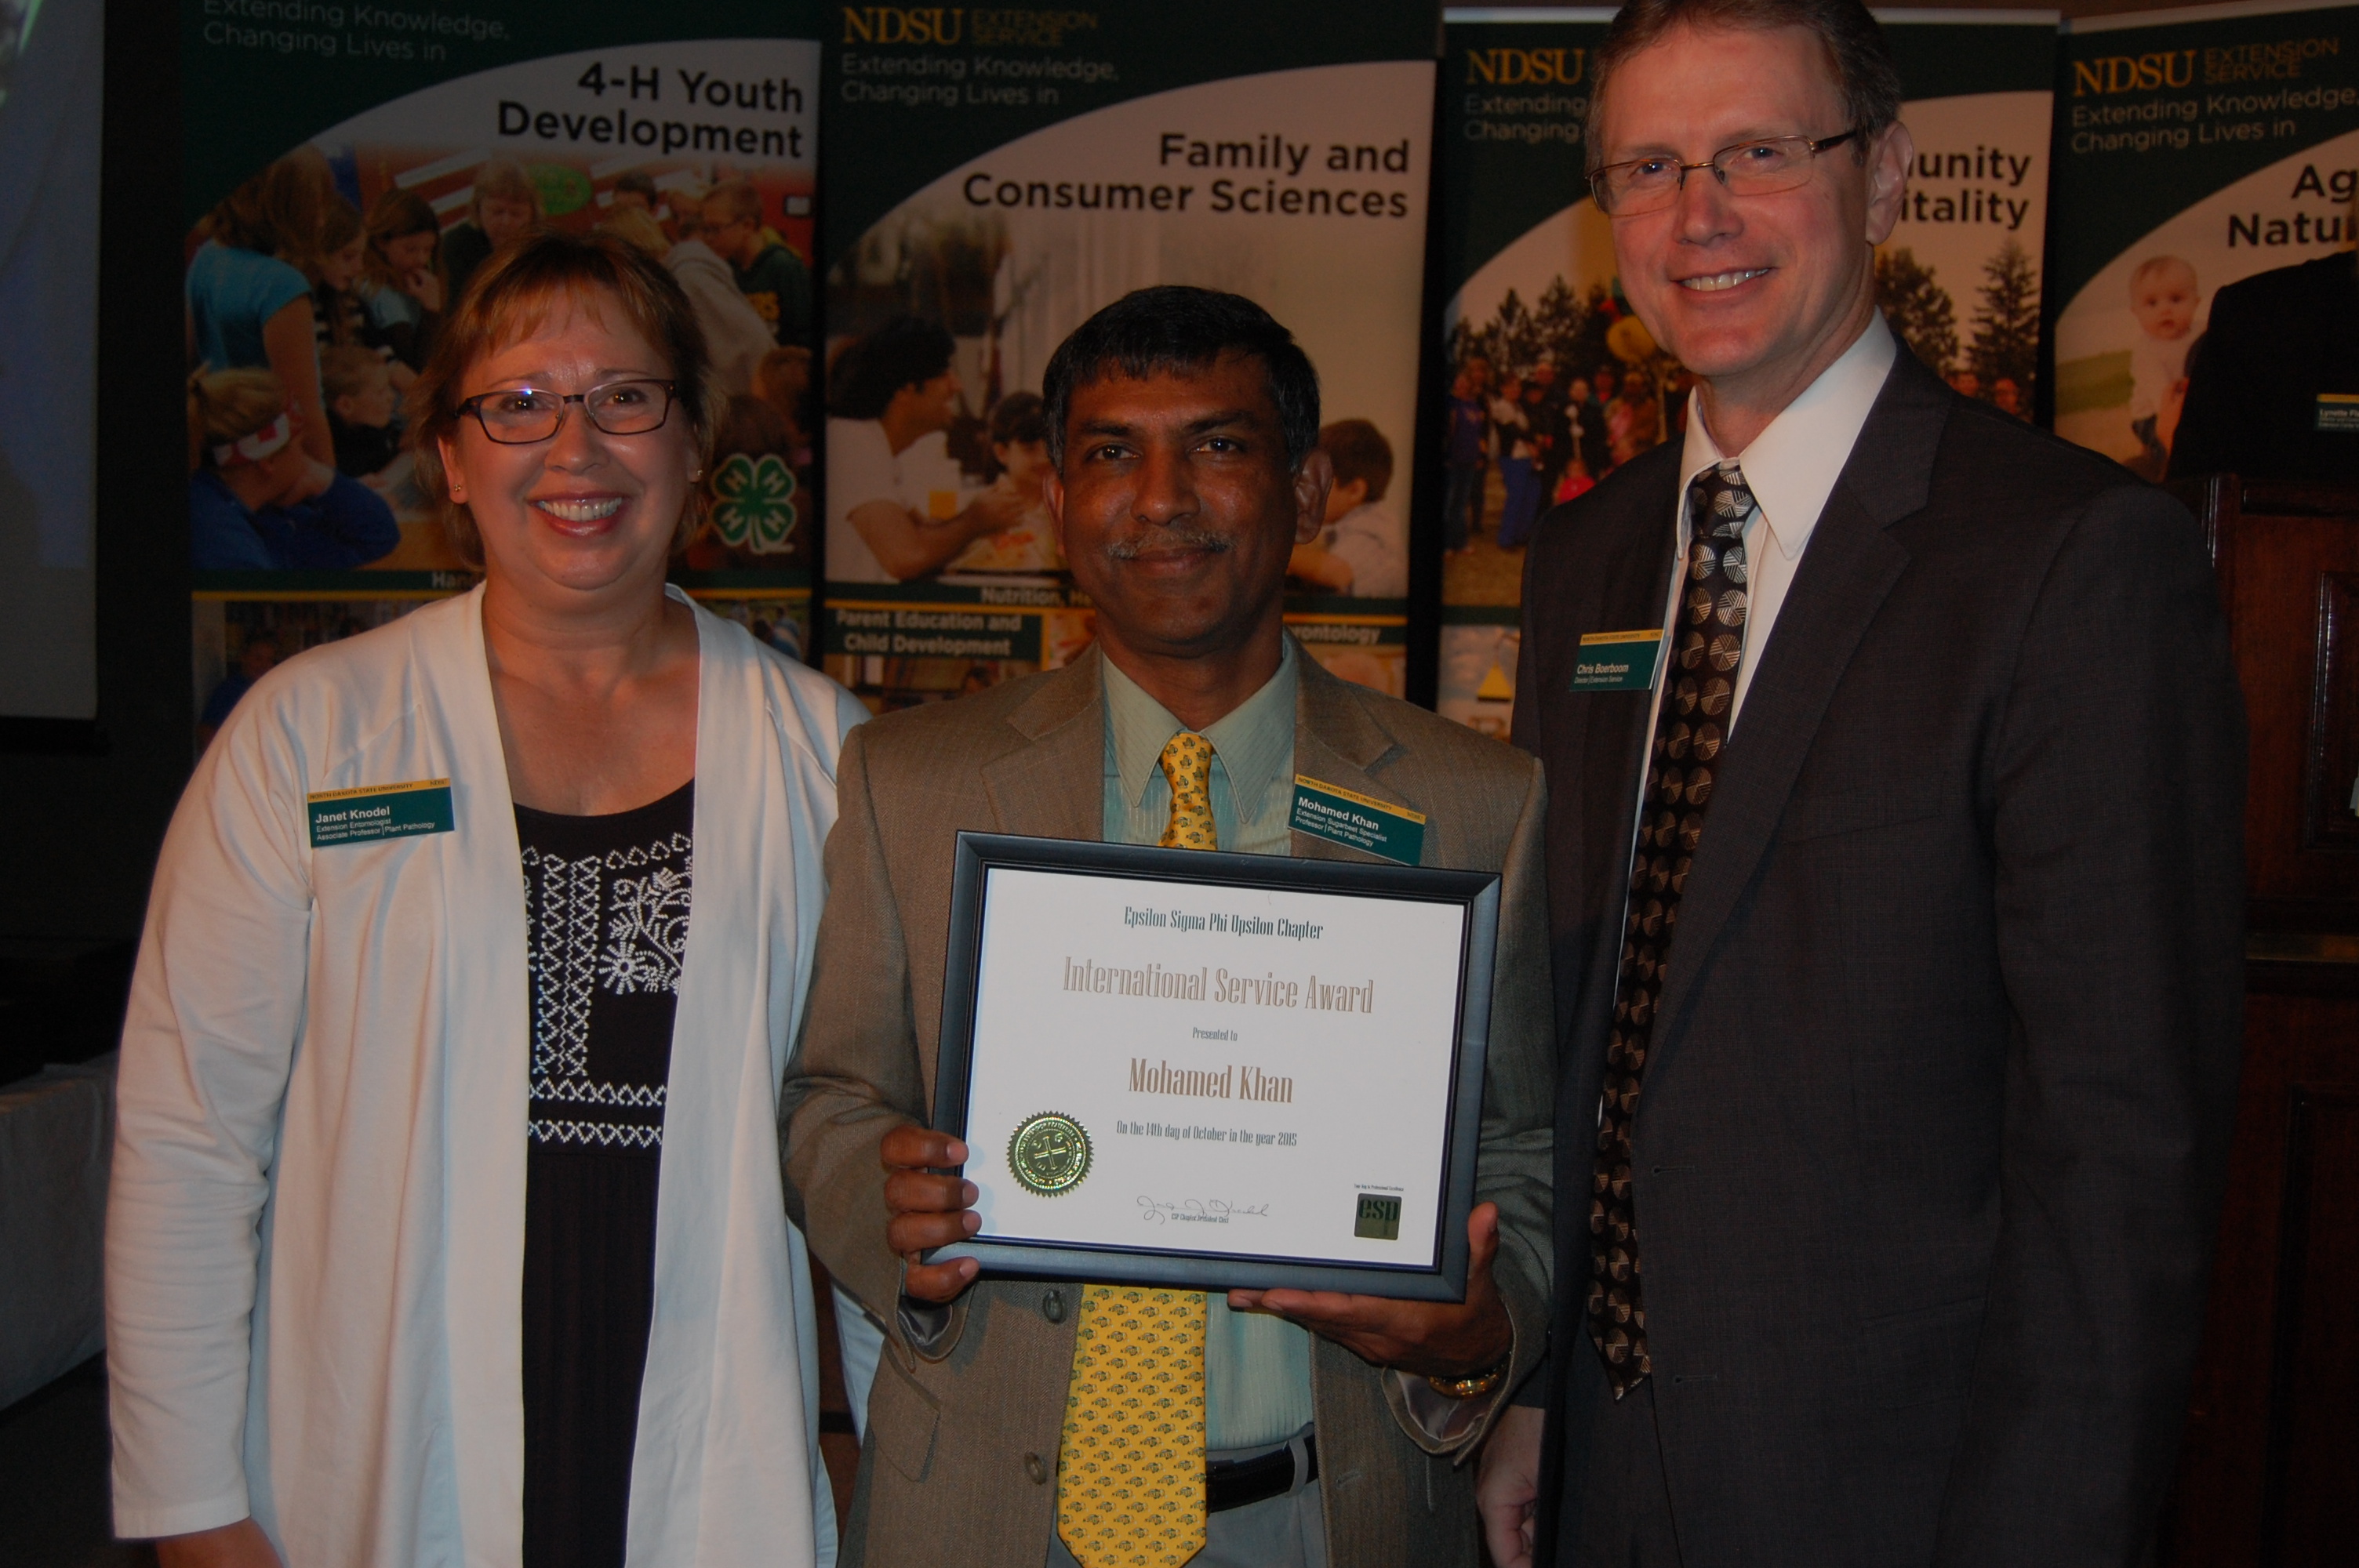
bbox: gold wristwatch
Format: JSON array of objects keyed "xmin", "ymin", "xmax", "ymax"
[{"xmin": 1427, "ymin": 1356, "xmax": 1510, "ymax": 1400}]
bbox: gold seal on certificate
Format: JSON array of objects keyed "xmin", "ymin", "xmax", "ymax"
[{"xmin": 1009, "ymin": 1112, "xmax": 1093, "ymax": 1196}]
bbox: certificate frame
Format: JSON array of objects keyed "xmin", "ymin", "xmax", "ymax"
[{"xmin": 925, "ymin": 831, "xmax": 1500, "ymax": 1301}]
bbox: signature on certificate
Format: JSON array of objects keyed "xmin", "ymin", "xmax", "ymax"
[{"xmin": 1137, "ymin": 1195, "xmax": 1271, "ymax": 1225}]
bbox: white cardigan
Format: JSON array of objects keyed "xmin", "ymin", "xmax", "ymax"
[{"xmin": 107, "ymin": 586, "xmax": 864, "ymax": 1566}]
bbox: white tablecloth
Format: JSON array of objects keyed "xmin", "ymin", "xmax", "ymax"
[{"xmin": 0, "ymin": 1053, "xmax": 113, "ymax": 1410}]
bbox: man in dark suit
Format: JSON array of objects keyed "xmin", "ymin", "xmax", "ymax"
[
  {"xmin": 1475, "ymin": 3, "xmax": 2248, "ymax": 1566},
  {"xmin": 2170, "ymin": 249, "xmax": 2359, "ymax": 485}
]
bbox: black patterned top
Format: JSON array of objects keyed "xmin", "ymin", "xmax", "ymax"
[
  {"xmin": 519, "ymin": 782, "xmax": 692, "ymax": 1152},
  {"xmin": 514, "ymin": 779, "xmax": 692, "ymax": 1568}
]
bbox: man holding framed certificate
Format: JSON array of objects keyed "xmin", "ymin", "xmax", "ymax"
[{"xmin": 783, "ymin": 289, "xmax": 1556, "ymax": 1568}]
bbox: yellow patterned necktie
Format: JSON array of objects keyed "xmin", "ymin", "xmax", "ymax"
[
  {"xmin": 1154, "ymin": 731, "xmax": 1218, "ymax": 851},
  {"xmin": 1054, "ymin": 731, "xmax": 1216, "ymax": 1567}
]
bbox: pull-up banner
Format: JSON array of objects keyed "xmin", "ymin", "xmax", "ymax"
[
  {"xmin": 181, "ymin": 0, "xmax": 820, "ymax": 741},
  {"xmin": 820, "ymin": 1, "xmax": 1438, "ymax": 713},
  {"xmin": 2049, "ymin": 0, "xmax": 2359, "ymax": 484},
  {"xmin": 1430, "ymin": 7, "xmax": 2054, "ymax": 735},
  {"xmin": 1433, "ymin": 7, "xmax": 1612, "ymax": 739}
]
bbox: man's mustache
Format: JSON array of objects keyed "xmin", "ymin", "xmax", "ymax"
[{"xmin": 1103, "ymin": 527, "xmax": 1233, "ymax": 561}]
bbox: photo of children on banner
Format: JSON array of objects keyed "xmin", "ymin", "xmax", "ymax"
[
  {"xmin": 657, "ymin": 187, "xmax": 778, "ymax": 397},
  {"xmin": 596, "ymin": 203, "xmax": 671, "ymax": 263},
  {"xmin": 590, "ymin": 194, "xmax": 817, "ymax": 575},
  {"xmin": 187, "ymin": 368, "xmax": 398, "ymax": 572},
  {"xmin": 1442, "ymin": 357, "xmax": 1491, "ymax": 557},
  {"xmin": 824, "ymin": 314, "xmax": 1029, "ymax": 583},
  {"xmin": 946, "ymin": 391, "xmax": 1064, "ymax": 574},
  {"xmin": 1442, "ymin": 277, "xmax": 1677, "ymax": 606},
  {"xmin": 187, "ymin": 159, "xmax": 339, "ymax": 472},
  {"xmin": 438, "ymin": 157, "xmax": 540, "ymax": 307},
  {"xmin": 701, "ymin": 178, "xmax": 812, "ymax": 347},
  {"xmin": 307, "ymin": 198, "xmax": 372, "ymax": 358},
  {"xmin": 187, "ymin": 125, "xmax": 818, "ymax": 584},
  {"xmin": 608, "ymin": 169, "xmax": 660, "ymax": 218},
  {"xmin": 320, "ymin": 343, "xmax": 406, "ymax": 488},
  {"xmin": 358, "ymin": 188, "xmax": 444, "ymax": 373},
  {"xmin": 1287, "ymin": 419, "xmax": 1406, "ymax": 599}
]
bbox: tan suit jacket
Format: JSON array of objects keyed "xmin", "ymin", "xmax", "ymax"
[{"xmin": 783, "ymin": 641, "xmax": 1555, "ymax": 1568}]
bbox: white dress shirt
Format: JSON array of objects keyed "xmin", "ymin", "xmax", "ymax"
[
  {"xmin": 1652, "ymin": 313, "xmax": 1897, "ymax": 738},
  {"xmin": 1594, "ymin": 318, "xmax": 1899, "ymax": 1137}
]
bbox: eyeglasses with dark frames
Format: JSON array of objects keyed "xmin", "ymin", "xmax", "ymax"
[
  {"xmin": 456, "ymin": 379, "xmax": 679, "ymax": 445},
  {"xmin": 1588, "ymin": 129, "xmax": 1866, "ymax": 217}
]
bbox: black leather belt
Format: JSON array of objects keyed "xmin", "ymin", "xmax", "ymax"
[{"xmin": 1205, "ymin": 1434, "xmax": 1318, "ymax": 1514}]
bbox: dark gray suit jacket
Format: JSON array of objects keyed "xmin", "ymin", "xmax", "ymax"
[{"xmin": 1511, "ymin": 349, "xmax": 2247, "ymax": 1566}]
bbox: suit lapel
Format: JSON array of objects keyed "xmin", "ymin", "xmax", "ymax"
[
  {"xmin": 1582, "ymin": 493, "xmax": 1683, "ymax": 923},
  {"xmin": 1651, "ymin": 354, "xmax": 1947, "ymax": 1050},
  {"xmin": 1289, "ymin": 641, "xmax": 1412, "ymax": 864},
  {"xmin": 980, "ymin": 649, "xmax": 1106, "ymax": 843}
]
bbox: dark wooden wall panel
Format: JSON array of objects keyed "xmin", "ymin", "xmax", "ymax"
[
  {"xmin": 2164, "ymin": 990, "xmax": 2359, "ymax": 1567},
  {"xmin": 2195, "ymin": 478, "xmax": 2359, "ymax": 926},
  {"xmin": 2267, "ymin": 1087, "xmax": 2359, "ymax": 1563},
  {"xmin": 2161, "ymin": 479, "xmax": 2359, "ymax": 1568}
]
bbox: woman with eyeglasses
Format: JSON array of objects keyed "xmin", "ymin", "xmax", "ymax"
[{"xmin": 109, "ymin": 231, "xmax": 860, "ymax": 1568}]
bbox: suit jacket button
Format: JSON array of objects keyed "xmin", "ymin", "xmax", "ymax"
[
  {"xmin": 1042, "ymin": 1289, "xmax": 1067, "ymax": 1323},
  {"xmin": 1025, "ymin": 1452, "xmax": 1049, "ymax": 1485}
]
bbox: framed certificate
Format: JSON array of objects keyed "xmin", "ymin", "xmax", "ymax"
[{"xmin": 925, "ymin": 832, "xmax": 1500, "ymax": 1301}]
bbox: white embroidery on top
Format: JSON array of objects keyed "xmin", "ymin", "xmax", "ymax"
[
  {"xmin": 521, "ymin": 828, "xmax": 691, "ymax": 1151},
  {"xmin": 599, "ymin": 861, "xmax": 691, "ymax": 995}
]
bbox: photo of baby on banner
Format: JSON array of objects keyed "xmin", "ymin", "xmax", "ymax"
[
  {"xmin": 182, "ymin": 38, "xmax": 819, "ymax": 587},
  {"xmin": 2050, "ymin": 2, "xmax": 2359, "ymax": 488}
]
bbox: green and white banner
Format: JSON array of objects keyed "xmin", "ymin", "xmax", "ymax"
[
  {"xmin": 183, "ymin": 0, "xmax": 820, "ymax": 736},
  {"xmin": 1434, "ymin": 7, "xmax": 1611, "ymax": 738},
  {"xmin": 2050, "ymin": 0, "xmax": 2359, "ymax": 475},
  {"xmin": 1431, "ymin": 6, "xmax": 2054, "ymax": 734},
  {"xmin": 820, "ymin": 1, "xmax": 1438, "ymax": 713}
]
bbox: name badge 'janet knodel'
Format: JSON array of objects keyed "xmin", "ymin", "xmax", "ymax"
[
  {"xmin": 1291, "ymin": 776, "xmax": 1426, "ymax": 866},
  {"xmin": 1572, "ymin": 629, "xmax": 1665, "ymax": 692},
  {"xmin": 307, "ymin": 779, "xmax": 455, "ymax": 848}
]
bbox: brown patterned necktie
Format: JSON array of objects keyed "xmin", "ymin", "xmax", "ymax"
[{"xmin": 1589, "ymin": 459, "xmax": 1754, "ymax": 1399}]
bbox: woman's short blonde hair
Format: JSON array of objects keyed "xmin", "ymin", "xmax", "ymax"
[{"xmin": 406, "ymin": 230, "xmax": 717, "ymax": 571}]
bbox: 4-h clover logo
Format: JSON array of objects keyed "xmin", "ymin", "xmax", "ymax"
[{"xmin": 708, "ymin": 453, "xmax": 800, "ymax": 555}]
